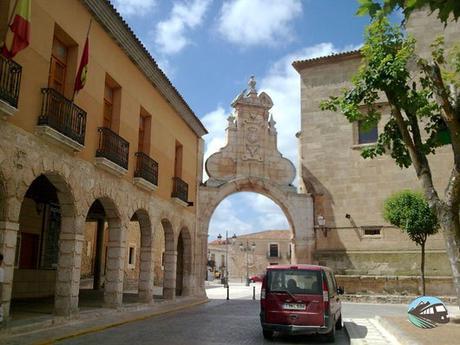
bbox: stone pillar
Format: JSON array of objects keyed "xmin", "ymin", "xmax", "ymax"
[
  {"xmin": 93, "ymin": 219, "xmax": 105, "ymax": 290},
  {"xmin": 0, "ymin": 220, "xmax": 19, "ymax": 325},
  {"xmin": 54, "ymin": 216, "xmax": 85, "ymax": 317},
  {"xmin": 138, "ymin": 244, "xmax": 154, "ymax": 303},
  {"xmin": 194, "ymin": 232, "xmax": 207, "ymax": 297},
  {"xmin": 163, "ymin": 250, "xmax": 177, "ymax": 300},
  {"xmin": 294, "ymin": 240, "xmax": 315, "ymax": 264},
  {"xmin": 104, "ymin": 222, "xmax": 126, "ymax": 308}
]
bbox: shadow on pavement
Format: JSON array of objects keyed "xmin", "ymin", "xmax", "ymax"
[{"xmin": 344, "ymin": 321, "xmax": 368, "ymax": 339}]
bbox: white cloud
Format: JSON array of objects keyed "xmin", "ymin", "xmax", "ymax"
[
  {"xmin": 217, "ymin": 0, "xmax": 302, "ymax": 47},
  {"xmin": 112, "ymin": 0, "xmax": 156, "ymax": 17},
  {"xmin": 154, "ymin": 0, "xmax": 211, "ymax": 55},
  {"xmin": 201, "ymin": 106, "xmax": 228, "ymax": 176}
]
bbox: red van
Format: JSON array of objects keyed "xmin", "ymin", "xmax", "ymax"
[{"xmin": 260, "ymin": 264, "xmax": 344, "ymax": 342}]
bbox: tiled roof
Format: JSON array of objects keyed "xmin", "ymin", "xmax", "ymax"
[
  {"xmin": 81, "ymin": 0, "xmax": 207, "ymax": 137},
  {"xmin": 292, "ymin": 50, "xmax": 361, "ymax": 72}
]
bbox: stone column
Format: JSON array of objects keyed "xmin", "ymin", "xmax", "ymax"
[
  {"xmin": 194, "ymin": 232, "xmax": 207, "ymax": 297},
  {"xmin": 163, "ymin": 250, "xmax": 177, "ymax": 300},
  {"xmin": 0, "ymin": 220, "xmax": 19, "ymax": 324},
  {"xmin": 54, "ymin": 216, "xmax": 85, "ymax": 317},
  {"xmin": 104, "ymin": 222, "xmax": 126, "ymax": 308},
  {"xmin": 138, "ymin": 244, "xmax": 154, "ymax": 303}
]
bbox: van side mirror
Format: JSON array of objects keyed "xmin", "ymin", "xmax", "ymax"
[{"xmin": 337, "ymin": 287, "xmax": 344, "ymax": 295}]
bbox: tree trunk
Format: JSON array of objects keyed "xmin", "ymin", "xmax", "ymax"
[
  {"xmin": 421, "ymin": 241, "xmax": 426, "ymax": 296},
  {"xmin": 438, "ymin": 207, "xmax": 460, "ymax": 309}
]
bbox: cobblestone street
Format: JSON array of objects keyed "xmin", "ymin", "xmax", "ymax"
[{"xmin": 57, "ymin": 299, "xmax": 349, "ymax": 345}]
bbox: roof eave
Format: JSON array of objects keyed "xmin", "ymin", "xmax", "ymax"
[{"xmin": 292, "ymin": 50, "xmax": 362, "ymax": 73}]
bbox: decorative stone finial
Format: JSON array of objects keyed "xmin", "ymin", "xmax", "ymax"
[{"xmin": 247, "ymin": 75, "xmax": 257, "ymax": 95}]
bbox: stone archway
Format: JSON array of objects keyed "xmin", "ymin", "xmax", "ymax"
[{"xmin": 198, "ymin": 77, "xmax": 315, "ymax": 291}]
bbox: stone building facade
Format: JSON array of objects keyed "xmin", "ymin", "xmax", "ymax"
[
  {"xmin": 0, "ymin": 0, "xmax": 207, "ymax": 324},
  {"xmin": 293, "ymin": 11, "xmax": 460, "ymax": 296},
  {"xmin": 208, "ymin": 230, "xmax": 292, "ymax": 283}
]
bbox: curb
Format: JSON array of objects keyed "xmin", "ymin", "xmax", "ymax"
[
  {"xmin": 376, "ymin": 316, "xmax": 418, "ymax": 345},
  {"xmin": 4, "ymin": 298, "xmax": 208, "ymax": 345}
]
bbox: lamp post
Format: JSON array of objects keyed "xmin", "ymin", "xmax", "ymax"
[
  {"xmin": 217, "ymin": 231, "xmax": 237, "ymax": 287},
  {"xmin": 240, "ymin": 240, "xmax": 256, "ymax": 286}
]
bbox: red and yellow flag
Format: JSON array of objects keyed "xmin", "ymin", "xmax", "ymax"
[
  {"xmin": 1, "ymin": 0, "xmax": 31, "ymax": 58},
  {"xmin": 74, "ymin": 36, "xmax": 89, "ymax": 94}
]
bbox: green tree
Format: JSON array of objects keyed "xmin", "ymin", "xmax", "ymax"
[
  {"xmin": 320, "ymin": 16, "xmax": 460, "ymax": 305},
  {"xmin": 357, "ymin": 0, "xmax": 460, "ymax": 24},
  {"xmin": 384, "ymin": 190, "xmax": 438, "ymax": 295}
]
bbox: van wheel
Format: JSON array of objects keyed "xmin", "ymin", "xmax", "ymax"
[
  {"xmin": 335, "ymin": 314, "xmax": 343, "ymax": 330},
  {"xmin": 324, "ymin": 324, "xmax": 336, "ymax": 343},
  {"xmin": 263, "ymin": 330, "xmax": 274, "ymax": 340}
]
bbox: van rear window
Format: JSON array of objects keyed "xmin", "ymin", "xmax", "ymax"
[{"xmin": 267, "ymin": 269, "xmax": 321, "ymax": 295}]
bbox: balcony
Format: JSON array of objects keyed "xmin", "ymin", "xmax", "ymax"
[
  {"xmin": 95, "ymin": 127, "xmax": 129, "ymax": 176},
  {"xmin": 0, "ymin": 55, "xmax": 22, "ymax": 118},
  {"xmin": 36, "ymin": 88, "xmax": 86, "ymax": 151},
  {"xmin": 171, "ymin": 176, "xmax": 190, "ymax": 206},
  {"xmin": 133, "ymin": 152, "xmax": 159, "ymax": 191}
]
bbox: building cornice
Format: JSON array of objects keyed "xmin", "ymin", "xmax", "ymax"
[
  {"xmin": 292, "ymin": 50, "xmax": 362, "ymax": 72},
  {"xmin": 80, "ymin": 0, "xmax": 208, "ymax": 137}
]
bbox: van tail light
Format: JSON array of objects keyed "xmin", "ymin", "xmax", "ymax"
[
  {"xmin": 322, "ymin": 278, "xmax": 329, "ymax": 314},
  {"xmin": 260, "ymin": 288, "xmax": 266, "ymax": 309}
]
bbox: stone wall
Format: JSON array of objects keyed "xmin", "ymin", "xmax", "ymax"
[{"xmin": 295, "ymin": 11, "xmax": 459, "ymax": 286}]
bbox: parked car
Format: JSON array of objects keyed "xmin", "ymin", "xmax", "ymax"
[
  {"xmin": 259, "ymin": 264, "xmax": 344, "ymax": 342},
  {"xmin": 250, "ymin": 274, "xmax": 264, "ymax": 283}
]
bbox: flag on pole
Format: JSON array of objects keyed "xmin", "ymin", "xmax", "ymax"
[
  {"xmin": 73, "ymin": 36, "xmax": 89, "ymax": 95},
  {"xmin": 1, "ymin": 0, "xmax": 31, "ymax": 58}
]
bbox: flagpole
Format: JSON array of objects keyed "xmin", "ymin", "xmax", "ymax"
[
  {"xmin": 73, "ymin": 19, "xmax": 92, "ymax": 101},
  {"xmin": 1, "ymin": 0, "xmax": 19, "ymax": 48}
]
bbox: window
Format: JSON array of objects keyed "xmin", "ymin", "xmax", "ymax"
[
  {"xmin": 128, "ymin": 246, "xmax": 135, "ymax": 266},
  {"xmin": 103, "ymin": 83, "xmax": 114, "ymax": 129},
  {"xmin": 49, "ymin": 37, "xmax": 68, "ymax": 94},
  {"xmin": 358, "ymin": 121, "xmax": 378, "ymax": 144},
  {"xmin": 103, "ymin": 75, "xmax": 121, "ymax": 131},
  {"xmin": 138, "ymin": 111, "xmax": 151, "ymax": 153},
  {"xmin": 221, "ymin": 254, "xmax": 225, "ymax": 268},
  {"xmin": 174, "ymin": 141, "xmax": 183, "ymax": 177},
  {"xmin": 362, "ymin": 227, "xmax": 382, "ymax": 237},
  {"xmin": 269, "ymin": 244, "xmax": 279, "ymax": 258}
]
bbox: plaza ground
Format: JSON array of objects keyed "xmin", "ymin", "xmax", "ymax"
[{"xmin": 5, "ymin": 282, "xmax": 460, "ymax": 344}]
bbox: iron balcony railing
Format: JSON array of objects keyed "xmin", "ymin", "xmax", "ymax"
[
  {"xmin": 96, "ymin": 127, "xmax": 129, "ymax": 170},
  {"xmin": 0, "ymin": 55, "xmax": 22, "ymax": 108},
  {"xmin": 134, "ymin": 152, "xmax": 159, "ymax": 186},
  {"xmin": 171, "ymin": 176, "xmax": 188, "ymax": 203},
  {"xmin": 38, "ymin": 88, "xmax": 87, "ymax": 145}
]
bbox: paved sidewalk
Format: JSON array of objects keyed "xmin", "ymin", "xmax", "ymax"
[
  {"xmin": 0, "ymin": 297, "xmax": 207, "ymax": 345},
  {"xmin": 378, "ymin": 315, "xmax": 460, "ymax": 345}
]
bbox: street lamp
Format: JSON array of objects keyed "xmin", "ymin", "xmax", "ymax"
[
  {"xmin": 240, "ymin": 241, "xmax": 256, "ymax": 286},
  {"xmin": 217, "ymin": 231, "xmax": 237, "ymax": 287}
]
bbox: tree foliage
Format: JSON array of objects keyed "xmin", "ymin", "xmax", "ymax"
[
  {"xmin": 357, "ymin": 0, "xmax": 460, "ymax": 24},
  {"xmin": 384, "ymin": 190, "xmax": 438, "ymax": 244}
]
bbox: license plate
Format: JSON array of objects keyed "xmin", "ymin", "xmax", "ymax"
[{"xmin": 282, "ymin": 303, "xmax": 306, "ymax": 310}]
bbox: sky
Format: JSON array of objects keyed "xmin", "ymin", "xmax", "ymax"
[{"xmin": 110, "ymin": 0, "xmax": 374, "ymax": 240}]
